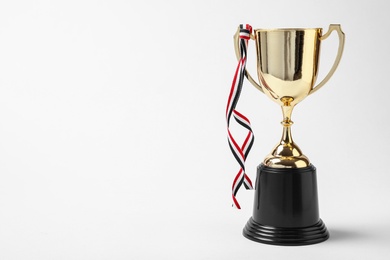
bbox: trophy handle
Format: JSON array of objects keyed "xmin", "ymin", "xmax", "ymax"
[
  {"xmin": 233, "ymin": 27, "xmax": 264, "ymax": 93},
  {"xmin": 310, "ymin": 24, "xmax": 345, "ymax": 95}
]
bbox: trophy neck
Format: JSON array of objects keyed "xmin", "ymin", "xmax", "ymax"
[
  {"xmin": 263, "ymin": 105, "xmax": 310, "ymax": 168},
  {"xmin": 281, "ymin": 97, "xmax": 294, "ymax": 123}
]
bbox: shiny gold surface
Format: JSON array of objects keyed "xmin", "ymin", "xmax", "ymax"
[
  {"xmin": 234, "ymin": 24, "xmax": 345, "ymax": 168},
  {"xmin": 310, "ymin": 25, "xmax": 345, "ymax": 95},
  {"xmin": 254, "ymin": 27, "xmax": 322, "ymax": 107},
  {"xmin": 263, "ymin": 123, "xmax": 310, "ymax": 168}
]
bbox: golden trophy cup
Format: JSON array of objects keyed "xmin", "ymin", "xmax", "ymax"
[{"xmin": 232, "ymin": 24, "xmax": 345, "ymax": 245}]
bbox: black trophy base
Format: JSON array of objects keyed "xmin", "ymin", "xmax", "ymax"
[
  {"xmin": 243, "ymin": 164, "xmax": 329, "ymax": 246},
  {"xmin": 243, "ymin": 218, "xmax": 329, "ymax": 246}
]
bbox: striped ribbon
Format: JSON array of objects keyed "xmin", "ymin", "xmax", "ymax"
[{"xmin": 226, "ymin": 24, "xmax": 254, "ymax": 209}]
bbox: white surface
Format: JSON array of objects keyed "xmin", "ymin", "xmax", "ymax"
[{"xmin": 0, "ymin": 0, "xmax": 389, "ymax": 259}]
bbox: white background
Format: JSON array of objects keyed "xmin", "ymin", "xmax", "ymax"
[{"xmin": 0, "ymin": 0, "xmax": 389, "ymax": 259}]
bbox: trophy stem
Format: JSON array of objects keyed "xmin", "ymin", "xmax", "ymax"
[
  {"xmin": 281, "ymin": 102, "xmax": 295, "ymax": 144},
  {"xmin": 281, "ymin": 122, "xmax": 294, "ymax": 144},
  {"xmin": 281, "ymin": 104, "xmax": 294, "ymax": 124},
  {"xmin": 263, "ymin": 102, "xmax": 310, "ymax": 168}
]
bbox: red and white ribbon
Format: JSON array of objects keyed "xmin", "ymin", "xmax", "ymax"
[{"xmin": 226, "ymin": 24, "xmax": 254, "ymax": 209}]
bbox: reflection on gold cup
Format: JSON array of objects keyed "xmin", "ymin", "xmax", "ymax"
[{"xmin": 235, "ymin": 25, "xmax": 345, "ymax": 168}]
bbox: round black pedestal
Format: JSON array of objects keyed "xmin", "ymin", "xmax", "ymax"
[
  {"xmin": 243, "ymin": 164, "xmax": 329, "ymax": 246},
  {"xmin": 243, "ymin": 218, "xmax": 329, "ymax": 246}
]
